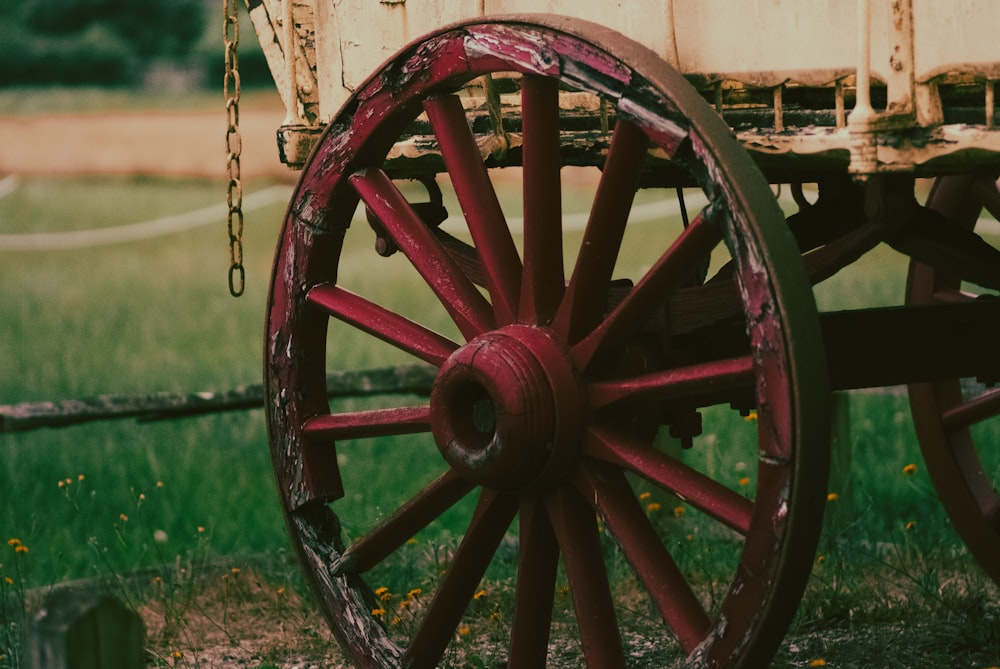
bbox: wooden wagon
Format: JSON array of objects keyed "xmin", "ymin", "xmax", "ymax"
[{"xmin": 233, "ymin": 1, "xmax": 1000, "ymax": 666}]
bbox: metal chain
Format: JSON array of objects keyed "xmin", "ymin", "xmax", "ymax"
[{"xmin": 224, "ymin": 0, "xmax": 245, "ymax": 297}]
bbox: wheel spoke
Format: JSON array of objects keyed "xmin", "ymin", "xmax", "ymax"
[
  {"xmin": 588, "ymin": 355, "xmax": 755, "ymax": 409},
  {"xmin": 307, "ymin": 284, "xmax": 459, "ymax": 367},
  {"xmin": 424, "ymin": 94, "xmax": 522, "ymax": 325},
  {"xmin": 575, "ymin": 464, "xmax": 712, "ymax": 653},
  {"xmin": 573, "ymin": 207, "xmax": 723, "ymax": 368},
  {"xmin": 942, "ymin": 387, "xmax": 1000, "ymax": 432},
  {"xmin": 351, "ymin": 168, "xmax": 496, "ymax": 340},
  {"xmin": 302, "ymin": 406, "xmax": 431, "ymax": 441},
  {"xmin": 507, "ymin": 496, "xmax": 559, "ymax": 668},
  {"xmin": 545, "ymin": 486, "xmax": 626, "ymax": 669},
  {"xmin": 552, "ymin": 119, "xmax": 650, "ymax": 343},
  {"xmin": 405, "ymin": 489, "xmax": 518, "ymax": 669},
  {"xmin": 331, "ymin": 469, "xmax": 474, "ymax": 576},
  {"xmin": 519, "ymin": 74, "xmax": 565, "ymax": 325},
  {"xmin": 583, "ymin": 425, "xmax": 754, "ymax": 535}
]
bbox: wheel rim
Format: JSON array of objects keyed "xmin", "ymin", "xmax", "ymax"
[
  {"xmin": 265, "ymin": 15, "xmax": 829, "ymax": 669},
  {"xmin": 907, "ymin": 174, "xmax": 1000, "ymax": 584}
]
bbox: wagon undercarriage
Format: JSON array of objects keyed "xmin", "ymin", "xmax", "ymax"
[{"xmin": 239, "ymin": 3, "xmax": 1000, "ymax": 667}]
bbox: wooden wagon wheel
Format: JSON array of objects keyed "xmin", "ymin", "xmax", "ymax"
[
  {"xmin": 265, "ymin": 15, "xmax": 830, "ymax": 668},
  {"xmin": 907, "ymin": 174, "xmax": 1000, "ymax": 584}
]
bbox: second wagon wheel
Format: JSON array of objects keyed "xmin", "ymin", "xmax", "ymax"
[
  {"xmin": 906, "ymin": 174, "xmax": 1000, "ymax": 584},
  {"xmin": 265, "ymin": 14, "xmax": 830, "ymax": 669}
]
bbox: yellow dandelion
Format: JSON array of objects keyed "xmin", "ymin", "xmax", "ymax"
[
  {"xmin": 170, "ymin": 650, "xmax": 183, "ymax": 659},
  {"xmin": 7, "ymin": 539, "xmax": 20, "ymax": 547},
  {"xmin": 745, "ymin": 410, "xmax": 758, "ymax": 422},
  {"xmin": 64, "ymin": 478, "xmax": 73, "ymax": 486},
  {"xmin": 375, "ymin": 586, "xmax": 389, "ymax": 596},
  {"xmin": 903, "ymin": 463, "xmax": 918, "ymax": 476},
  {"xmin": 14, "ymin": 545, "xmax": 28, "ymax": 554},
  {"xmin": 138, "ymin": 493, "xmax": 146, "ymax": 502},
  {"xmin": 58, "ymin": 480, "xmax": 65, "ymax": 488},
  {"xmin": 406, "ymin": 538, "xmax": 418, "ymax": 546},
  {"xmin": 473, "ymin": 589, "xmax": 487, "ymax": 600},
  {"xmin": 646, "ymin": 502, "xmax": 661, "ymax": 513},
  {"xmin": 489, "ymin": 611, "xmax": 502, "ymax": 623},
  {"xmin": 152, "ymin": 576, "xmax": 163, "ymax": 585},
  {"xmin": 827, "ymin": 492, "xmax": 838, "ymax": 502},
  {"xmin": 379, "ymin": 590, "xmax": 393, "ymax": 602},
  {"xmin": 457, "ymin": 624, "xmax": 471, "ymax": 636},
  {"xmin": 905, "ymin": 520, "xmax": 916, "ymax": 530},
  {"xmin": 672, "ymin": 505, "xmax": 686, "ymax": 518},
  {"xmin": 197, "ymin": 526, "xmax": 205, "ymax": 533},
  {"xmin": 816, "ymin": 555, "xmax": 825, "ymax": 565},
  {"xmin": 119, "ymin": 514, "xmax": 129, "ymax": 523},
  {"xmin": 371, "ymin": 607, "xmax": 386, "ymax": 618},
  {"xmin": 78, "ymin": 474, "xmax": 85, "ymax": 482},
  {"xmin": 277, "ymin": 587, "xmax": 286, "ymax": 595},
  {"xmin": 392, "ymin": 616, "xmax": 403, "ymax": 626},
  {"xmin": 639, "ymin": 492, "xmax": 652, "ymax": 500},
  {"xmin": 407, "ymin": 588, "xmax": 422, "ymax": 600},
  {"xmin": 231, "ymin": 567, "xmax": 241, "ymax": 575},
  {"xmin": 156, "ymin": 481, "xmax": 164, "ymax": 488},
  {"xmin": 5, "ymin": 577, "xmax": 13, "ymax": 585},
  {"xmin": 738, "ymin": 477, "xmax": 751, "ymax": 487},
  {"xmin": 686, "ymin": 534, "xmax": 694, "ymax": 541},
  {"xmin": 809, "ymin": 660, "xmax": 827, "ymax": 667}
]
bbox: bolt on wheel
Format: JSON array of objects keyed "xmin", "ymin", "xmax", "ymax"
[{"xmin": 265, "ymin": 15, "xmax": 830, "ymax": 669}]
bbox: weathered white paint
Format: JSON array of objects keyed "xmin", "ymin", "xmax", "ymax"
[{"xmin": 245, "ymin": 0, "xmax": 1000, "ymax": 174}]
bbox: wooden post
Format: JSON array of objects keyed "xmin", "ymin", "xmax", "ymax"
[{"xmin": 27, "ymin": 589, "xmax": 144, "ymax": 669}]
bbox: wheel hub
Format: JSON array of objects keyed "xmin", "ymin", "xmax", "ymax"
[{"xmin": 430, "ymin": 325, "xmax": 584, "ymax": 491}]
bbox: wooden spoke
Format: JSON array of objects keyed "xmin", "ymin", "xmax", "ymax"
[
  {"xmin": 552, "ymin": 120, "xmax": 649, "ymax": 343},
  {"xmin": 351, "ymin": 168, "xmax": 496, "ymax": 340},
  {"xmin": 507, "ymin": 496, "xmax": 560, "ymax": 667},
  {"xmin": 425, "ymin": 94, "xmax": 522, "ymax": 325},
  {"xmin": 588, "ymin": 355, "xmax": 755, "ymax": 409},
  {"xmin": 583, "ymin": 425, "xmax": 754, "ymax": 535},
  {"xmin": 545, "ymin": 486, "xmax": 627, "ymax": 669},
  {"xmin": 405, "ymin": 490, "xmax": 518, "ymax": 669},
  {"xmin": 519, "ymin": 74, "xmax": 565, "ymax": 325},
  {"xmin": 308, "ymin": 285, "xmax": 459, "ymax": 367},
  {"xmin": 302, "ymin": 406, "xmax": 431, "ymax": 441},
  {"xmin": 332, "ymin": 470, "xmax": 474, "ymax": 576},
  {"xmin": 575, "ymin": 465, "xmax": 712, "ymax": 653},
  {"xmin": 573, "ymin": 208, "xmax": 722, "ymax": 369},
  {"xmin": 942, "ymin": 387, "xmax": 1000, "ymax": 432}
]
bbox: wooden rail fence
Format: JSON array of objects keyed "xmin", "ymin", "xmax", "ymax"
[{"xmin": 0, "ymin": 364, "xmax": 437, "ymax": 433}]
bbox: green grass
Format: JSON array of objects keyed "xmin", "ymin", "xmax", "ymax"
[{"xmin": 2, "ymin": 172, "xmax": 999, "ymax": 667}]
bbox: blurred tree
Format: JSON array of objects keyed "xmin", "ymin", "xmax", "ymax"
[
  {"xmin": 0, "ymin": 0, "xmax": 208, "ymax": 85},
  {"xmin": 21, "ymin": 0, "xmax": 205, "ymax": 58}
]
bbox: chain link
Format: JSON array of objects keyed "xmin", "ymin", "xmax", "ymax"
[{"xmin": 224, "ymin": 0, "xmax": 245, "ymax": 297}]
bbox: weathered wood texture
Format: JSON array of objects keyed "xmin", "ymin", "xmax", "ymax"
[
  {"xmin": 0, "ymin": 365, "xmax": 436, "ymax": 433},
  {"xmin": 27, "ymin": 589, "xmax": 144, "ymax": 669}
]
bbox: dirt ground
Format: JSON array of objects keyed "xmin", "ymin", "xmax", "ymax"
[{"xmin": 0, "ymin": 109, "xmax": 296, "ymax": 180}]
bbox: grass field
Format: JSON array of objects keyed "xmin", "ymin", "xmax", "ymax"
[{"xmin": 2, "ymin": 165, "xmax": 999, "ymax": 667}]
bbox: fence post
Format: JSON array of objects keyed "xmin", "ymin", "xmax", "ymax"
[{"xmin": 27, "ymin": 588, "xmax": 144, "ymax": 669}]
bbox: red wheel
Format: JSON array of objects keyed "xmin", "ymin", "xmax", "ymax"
[
  {"xmin": 907, "ymin": 174, "xmax": 1000, "ymax": 584},
  {"xmin": 266, "ymin": 15, "xmax": 829, "ymax": 668}
]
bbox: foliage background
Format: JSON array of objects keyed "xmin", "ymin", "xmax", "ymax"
[{"xmin": 0, "ymin": 0, "xmax": 272, "ymax": 88}]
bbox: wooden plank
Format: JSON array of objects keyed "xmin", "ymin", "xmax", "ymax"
[{"xmin": 0, "ymin": 364, "xmax": 437, "ymax": 433}]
